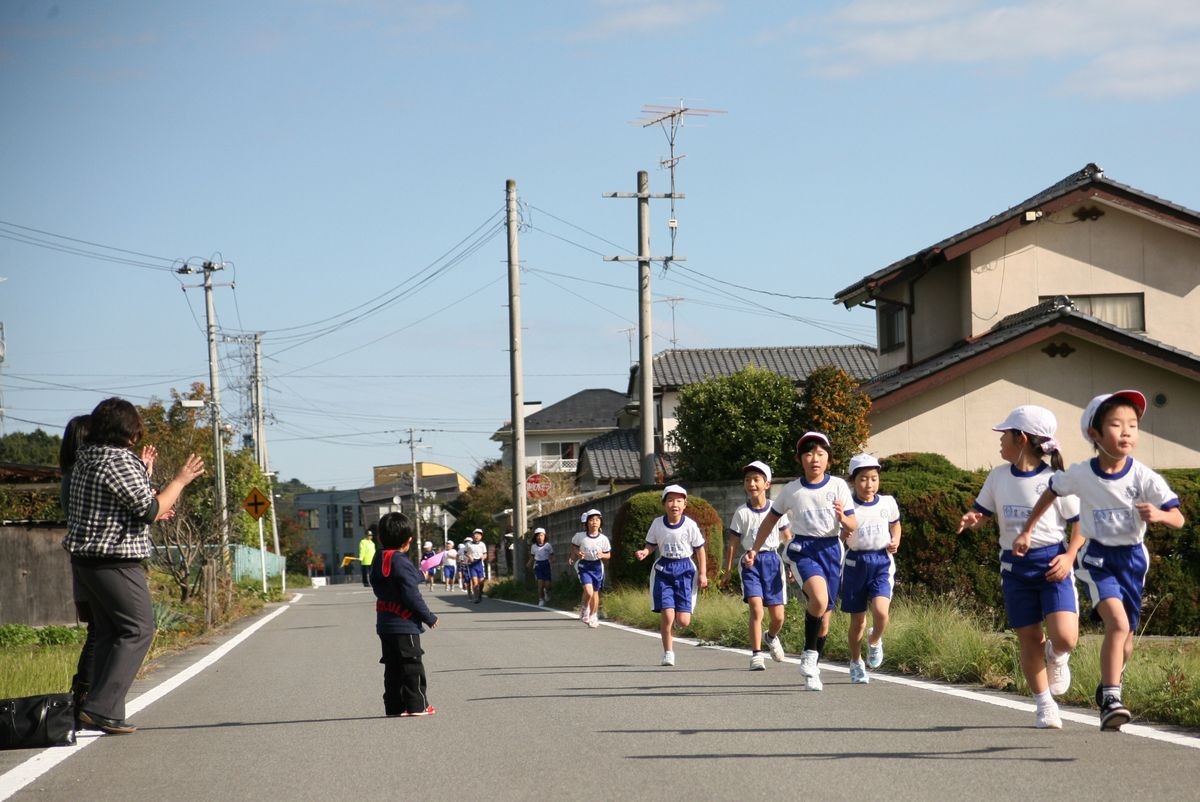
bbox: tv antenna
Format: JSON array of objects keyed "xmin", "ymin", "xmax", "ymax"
[{"xmin": 634, "ymin": 100, "xmax": 726, "ymax": 263}]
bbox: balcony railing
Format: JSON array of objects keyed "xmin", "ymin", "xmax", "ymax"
[{"xmin": 523, "ymin": 457, "xmax": 578, "ymax": 473}]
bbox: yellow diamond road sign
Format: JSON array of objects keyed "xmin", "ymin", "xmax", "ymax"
[{"xmin": 242, "ymin": 487, "xmax": 270, "ymax": 520}]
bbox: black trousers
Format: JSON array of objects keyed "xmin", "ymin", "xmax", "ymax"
[
  {"xmin": 71, "ymin": 558, "xmax": 155, "ymax": 721},
  {"xmin": 379, "ymin": 633, "xmax": 429, "ymax": 715}
]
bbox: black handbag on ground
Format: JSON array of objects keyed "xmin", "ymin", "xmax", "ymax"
[{"xmin": 0, "ymin": 694, "xmax": 76, "ymax": 749}]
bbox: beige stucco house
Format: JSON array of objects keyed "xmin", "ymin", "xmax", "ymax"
[{"xmin": 835, "ymin": 163, "xmax": 1200, "ymax": 469}]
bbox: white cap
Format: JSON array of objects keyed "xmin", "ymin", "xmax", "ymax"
[
  {"xmin": 661, "ymin": 484, "xmax": 688, "ymax": 500},
  {"xmin": 848, "ymin": 454, "xmax": 881, "ymax": 476},
  {"xmin": 580, "ymin": 508, "xmax": 602, "ymax": 523},
  {"xmin": 533, "ymin": 527, "xmax": 546, "ymax": 535},
  {"xmin": 992, "ymin": 405, "xmax": 1057, "ymax": 438},
  {"xmin": 424, "ymin": 541, "xmax": 433, "ymax": 549},
  {"xmin": 472, "ymin": 528, "xmax": 483, "ymax": 535},
  {"xmin": 742, "ymin": 460, "xmax": 773, "ymax": 484},
  {"xmin": 446, "ymin": 540, "xmax": 454, "ymax": 547},
  {"xmin": 796, "ymin": 431, "xmax": 831, "ymax": 450},
  {"xmin": 1080, "ymin": 390, "xmax": 1146, "ymax": 444}
]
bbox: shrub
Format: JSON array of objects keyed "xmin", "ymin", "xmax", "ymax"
[
  {"xmin": 36, "ymin": 625, "xmax": 85, "ymax": 646},
  {"xmin": 610, "ymin": 491, "xmax": 724, "ymax": 587},
  {"xmin": 0, "ymin": 624, "xmax": 38, "ymax": 647}
]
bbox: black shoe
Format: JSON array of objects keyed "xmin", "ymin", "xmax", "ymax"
[
  {"xmin": 78, "ymin": 709, "xmax": 137, "ymax": 735},
  {"xmin": 1099, "ymin": 696, "xmax": 1131, "ymax": 731},
  {"xmin": 474, "ymin": 597, "xmax": 482, "ymax": 604}
]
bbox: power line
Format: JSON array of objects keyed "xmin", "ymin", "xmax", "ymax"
[{"xmin": 0, "ymin": 219, "xmax": 184, "ymax": 272}]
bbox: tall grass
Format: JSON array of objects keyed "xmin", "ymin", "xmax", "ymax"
[{"xmin": 490, "ymin": 579, "xmax": 1200, "ymax": 729}]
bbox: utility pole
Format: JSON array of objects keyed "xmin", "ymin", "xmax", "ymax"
[
  {"xmin": 179, "ymin": 260, "xmax": 232, "ymax": 598},
  {"xmin": 604, "ymin": 172, "xmax": 684, "ymax": 485},
  {"xmin": 506, "ymin": 178, "xmax": 528, "ymax": 582},
  {"xmin": 405, "ymin": 428, "xmax": 422, "ymax": 550}
]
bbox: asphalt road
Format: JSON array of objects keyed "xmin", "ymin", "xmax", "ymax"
[{"xmin": 3, "ymin": 585, "xmax": 1198, "ymax": 801}]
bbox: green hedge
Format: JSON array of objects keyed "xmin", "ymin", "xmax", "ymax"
[
  {"xmin": 883, "ymin": 453, "xmax": 1200, "ymax": 636},
  {"xmin": 610, "ymin": 491, "xmax": 723, "ymax": 587},
  {"xmin": 0, "ymin": 487, "xmax": 63, "ymax": 522}
]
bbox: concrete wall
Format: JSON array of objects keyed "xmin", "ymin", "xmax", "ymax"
[
  {"xmin": 0, "ymin": 525, "xmax": 75, "ymax": 626},
  {"xmin": 867, "ymin": 336, "xmax": 1200, "ymax": 470}
]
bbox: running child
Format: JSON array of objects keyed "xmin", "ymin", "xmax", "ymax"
[
  {"xmin": 726, "ymin": 461, "xmax": 791, "ymax": 671},
  {"xmin": 457, "ymin": 539, "xmax": 470, "ymax": 592},
  {"xmin": 569, "ymin": 509, "xmax": 611, "ymax": 628},
  {"xmin": 747, "ymin": 432, "xmax": 855, "ymax": 691},
  {"xmin": 466, "ymin": 529, "xmax": 488, "ymax": 604},
  {"xmin": 636, "ymin": 485, "xmax": 709, "ymax": 667},
  {"xmin": 841, "ymin": 454, "xmax": 902, "ymax": 686},
  {"xmin": 528, "ymin": 527, "xmax": 554, "ymax": 607},
  {"xmin": 441, "ymin": 540, "xmax": 457, "ymax": 591},
  {"xmin": 958, "ymin": 406, "xmax": 1080, "ymax": 729},
  {"xmin": 1018, "ymin": 391, "xmax": 1184, "ymax": 731},
  {"xmin": 369, "ymin": 512, "xmax": 438, "ymax": 717},
  {"xmin": 421, "ymin": 540, "xmax": 437, "ymax": 589}
]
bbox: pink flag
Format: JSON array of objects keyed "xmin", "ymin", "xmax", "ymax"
[{"xmin": 420, "ymin": 552, "xmax": 444, "ymax": 573}]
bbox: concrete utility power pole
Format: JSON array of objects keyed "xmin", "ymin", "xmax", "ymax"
[
  {"xmin": 404, "ymin": 428, "xmax": 422, "ymax": 549},
  {"xmin": 506, "ymin": 178, "xmax": 528, "ymax": 582},
  {"xmin": 604, "ymin": 172, "xmax": 685, "ymax": 485}
]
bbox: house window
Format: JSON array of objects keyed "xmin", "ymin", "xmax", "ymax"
[
  {"xmin": 342, "ymin": 506, "xmax": 354, "ymax": 539},
  {"xmin": 540, "ymin": 442, "xmax": 577, "ymax": 460},
  {"xmin": 1043, "ymin": 293, "xmax": 1144, "ymax": 331},
  {"xmin": 878, "ymin": 302, "xmax": 907, "ymax": 353},
  {"xmin": 301, "ymin": 509, "xmax": 319, "ymax": 530}
]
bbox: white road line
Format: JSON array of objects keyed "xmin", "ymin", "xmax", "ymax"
[
  {"xmin": 0, "ymin": 597, "xmax": 299, "ymax": 801},
  {"xmin": 500, "ymin": 597, "xmax": 1200, "ymax": 751}
]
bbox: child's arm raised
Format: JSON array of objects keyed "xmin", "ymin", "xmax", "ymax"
[{"xmin": 1136, "ymin": 502, "xmax": 1185, "ymax": 529}]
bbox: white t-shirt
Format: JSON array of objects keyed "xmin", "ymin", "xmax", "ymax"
[
  {"xmin": 975, "ymin": 463, "xmax": 1080, "ymax": 551},
  {"xmin": 571, "ymin": 532, "xmax": 611, "ymax": 561},
  {"xmin": 645, "ymin": 515, "xmax": 706, "ymax": 559},
  {"xmin": 467, "ymin": 540, "xmax": 487, "ymax": 562},
  {"xmin": 728, "ymin": 502, "xmax": 790, "ymax": 553},
  {"xmin": 771, "ymin": 475, "xmax": 855, "ymax": 539},
  {"xmin": 531, "ymin": 542, "xmax": 553, "ymax": 562},
  {"xmin": 442, "ymin": 548, "xmax": 457, "ymax": 567},
  {"xmin": 846, "ymin": 494, "xmax": 901, "ymax": 551},
  {"xmin": 1050, "ymin": 457, "xmax": 1179, "ymax": 546}
]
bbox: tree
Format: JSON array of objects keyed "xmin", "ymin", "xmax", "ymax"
[
  {"xmin": 796, "ymin": 365, "xmax": 871, "ymax": 474},
  {"xmin": 668, "ymin": 365, "xmax": 803, "ymax": 481},
  {"xmin": 0, "ymin": 428, "xmax": 61, "ymax": 466}
]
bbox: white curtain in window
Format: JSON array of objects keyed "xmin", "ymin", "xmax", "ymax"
[{"xmin": 1073, "ymin": 294, "xmax": 1143, "ymax": 331}]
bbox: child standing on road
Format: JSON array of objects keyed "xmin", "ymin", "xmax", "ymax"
[
  {"xmin": 466, "ymin": 529, "xmax": 488, "ymax": 604},
  {"xmin": 1018, "ymin": 391, "xmax": 1184, "ymax": 731},
  {"xmin": 748, "ymin": 432, "xmax": 855, "ymax": 691},
  {"xmin": 457, "ymin": 539, "xmax": 470, "ymax": 592},
  {"xmin": 726, "ymin": 461, "xmax": 791, "ymax": 671},
  {"xmin": 370, "ymin": 512, "xmax": 438, "ymax": 717},
  {"xmin": 959, "ymin": 406, "xmax": 1081, "ymax": 729},
  {"xmin": 636, "ymin": 485, "xmax": 709, "ymax": 667},
  {"xmin": 441, "ymin": 540, "xmax": 457, "ymax": 591},
  {"xmin": 841, "ymin": 454, "xmax": 902, "ymax": 686},
  {"xmin": 528, "ymin": 527, "xmax": 554, "ymax": 607},
  {"xmin": 569, "ymin": 510, "xmax": 611, "ymax": 628}
]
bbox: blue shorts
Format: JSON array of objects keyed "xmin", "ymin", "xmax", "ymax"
[
  {"xmin": 534, "ymin": 560, "xmax": 552, "ymax": 582},
  {"xmin": 740, "ymin": 549, "xmax": 787, "ymax": 607},
  {"xmin": 468, "ymin": 561, "xmax": 485, "ymax": 581},
  {"xmin": 1076, "ymin": 540, "xmax": 1149, "ymax": 630},
  {"xmin": 784, "ymin": 536, "xmax": 843, "ymax": 611},
  {"xmin": 650, "ymin": 557, "xmax": 697, "ymax": 614},
  {"xmin": 1000, "ymin": 543, "xmax": 1078, "ymax": 629},
  {"xmin": 442, "ymin": 565, "xmax": 456, "ymax": 580},
  {"xmin": 840, "ymin": 548, "xmax": 894, "ymax": 614},
  {"xmin": 576, "ymin": 559, "xmax": 604, "ymax": 590}
]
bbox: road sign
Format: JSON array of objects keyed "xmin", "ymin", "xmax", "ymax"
[
  {"xmin": 526, "ymin": 473, "xmax": 551, "ymax": 499},
  {"xmin": 242, "ymin": 487, "xmax": 271, "ymax": 520}
]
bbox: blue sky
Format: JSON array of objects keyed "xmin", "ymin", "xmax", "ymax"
[{"xmin": 3, "ymin": 1, "xmax": 1199, "ymax": 488}]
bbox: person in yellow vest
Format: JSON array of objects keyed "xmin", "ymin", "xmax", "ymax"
[{"xmin": 359, "ymin": 528, "xmax": 377, "ymax": 587}]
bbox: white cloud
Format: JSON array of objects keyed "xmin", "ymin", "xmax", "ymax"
[
  {"xmin": 796, "ymin": 0, "xmax": 1200, "ymax": 100},
  {"xmin": 570, "ymin": 0, "xmax": 722, "ymax": 41}
]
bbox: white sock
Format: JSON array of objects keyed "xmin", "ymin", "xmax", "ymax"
[
  {"xmin": 1046, "ymin": 642, "xmax": 1068, "ymax": 663},
  {"xmin": 1034, "ymin": 689, "xmax": 1054, "ymax": 708}
]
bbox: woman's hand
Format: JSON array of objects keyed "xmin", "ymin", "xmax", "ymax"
[{"xmin": 175, "ymin": 454, "xmax": 205, "ymax": 485}]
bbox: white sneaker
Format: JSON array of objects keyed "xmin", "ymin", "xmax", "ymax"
[
  {"xmin": 849, "ymin": 659, "xmax": 869, "ymax": 684},
  {"xmin": 866, "ymin": 628, "xmax": 884, "ymax": 669},
  {"xmin": 765, "ymin": 633, "xmax": 785, "ymax": 663},
  {"xmin": 581, "ymin": 613, "xmax": 592, "ymax": 625},
  {"xmin": 750, "ymin": 652, "xmax": 767, "ymax": 671},
  {"xmin": 1036, "ymin": 704, "xmax": 1063, "ymax": 729},
  {"xmin": 661, "ymin": 651, "xmax": 675, "ymax": 667},
  {"xmin": 537, "ymin": 598, "xmax": 546, "ymax": 607},
  {"xmin": 806, "ymin": 672, "xmax": 823, "ymax": 691},
  {"xmin": 1044, "ymin": 640, "xmax": 1071, "ymax": 696},
  {"xmin": 799, "ymin": 649, "xmax": 819, "ymax": 678},
  {"xmin": 587, "ymin": 616, "xmax": 599, "ymax": 629}
]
